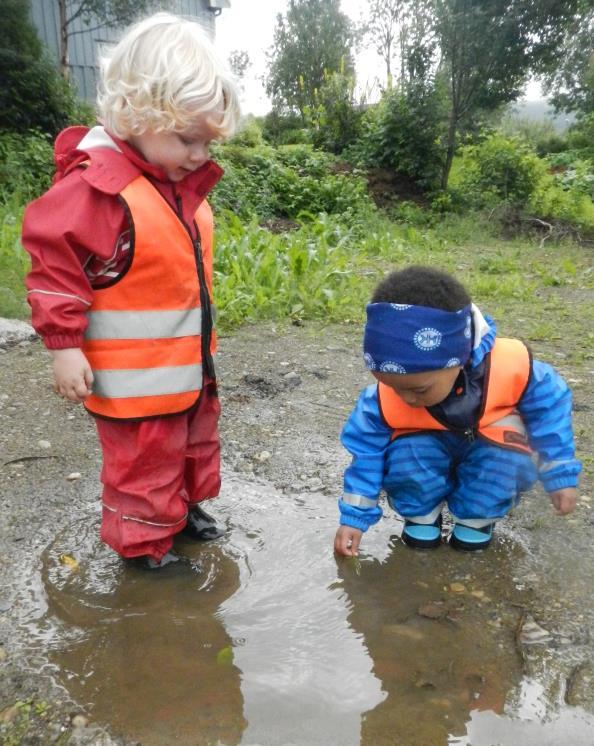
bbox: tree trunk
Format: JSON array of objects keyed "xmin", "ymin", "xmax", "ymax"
[
  {"xmin": 58, "ymin": 0, "xmax": 70, "ymax": 79},
  {"xmin": 441, "ymin": 111, "xmax": 457, "ymax": 190}
]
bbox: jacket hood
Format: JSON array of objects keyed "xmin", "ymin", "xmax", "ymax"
[
  {"xmin": 53, "ymin": 125, "xmax": 223, "ymax": 200},
  {"xmin": 470, "ymin": 304, "xmax": 497, "ymax": 367}
]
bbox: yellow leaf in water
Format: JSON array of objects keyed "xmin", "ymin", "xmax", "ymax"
[
  {"xmin": 216, "ymin": 646, "xmax": 233, "ymax": 665},
  {"xmin": 59, "ymin": 553, "xmax": 79, "ymax": 571}
]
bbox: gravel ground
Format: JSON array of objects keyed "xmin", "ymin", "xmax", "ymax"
[{"xmin": 0, "ymin": 319, "xmax": 592, "ymax": 744}]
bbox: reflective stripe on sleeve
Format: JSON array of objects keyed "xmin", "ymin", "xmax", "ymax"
[
  {"xmin": 92, "ymin": 364, "xmax": 203, "ymax": 398},
  {"xmin": 342, "ymin": 492, "xmax": 379, "ymax": 508},
  {"xmin": 85, "ymin": 308, "xmax": 202, "ymax": 340}
]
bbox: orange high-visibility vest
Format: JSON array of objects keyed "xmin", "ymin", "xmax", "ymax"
[
  {"xmin": 82, "ymin": 175, "xmax": 216, "ymax": 419},
  {"xmin": 378, "ymin": 337, "xmax": 533, "ymax": 454}
]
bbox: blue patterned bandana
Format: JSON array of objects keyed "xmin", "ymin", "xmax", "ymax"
[{"xmin": 363, "ymin": 302, "xmax": 473, "ymax": 374}]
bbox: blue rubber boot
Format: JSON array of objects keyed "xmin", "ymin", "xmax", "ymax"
[
  {"xmin": 449, "ymin": 523, "xmax": 494, "ymax": 551},
  {"xmin": 402, "ymin": 514, "xmax": 442, "ymax": 549}
]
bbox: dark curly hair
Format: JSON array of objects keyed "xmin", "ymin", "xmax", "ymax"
[{"xmin": 371, "ymin": 266, "xmax": 471, "ymax": 311}]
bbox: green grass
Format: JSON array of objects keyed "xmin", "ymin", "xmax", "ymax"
[{"xmin": 0, "ymin": 197, "xmax": 29, "ymax": 318}]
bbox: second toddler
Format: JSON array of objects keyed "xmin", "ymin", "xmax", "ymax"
[{"xmin": 334, "ymin": 266, "xmax": 581, "ymax": 556}]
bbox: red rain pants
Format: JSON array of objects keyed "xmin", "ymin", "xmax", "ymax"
[{"xmin": 94, "ymin": 380, "xmax": 221, "ymax": 561}]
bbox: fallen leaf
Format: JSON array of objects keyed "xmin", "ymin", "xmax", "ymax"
[{"xmin": 59, "ymin": 553, "xmax": 79, "ymax": 571}]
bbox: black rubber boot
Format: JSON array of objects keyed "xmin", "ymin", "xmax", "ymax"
[
  {"xmin": 124, "ymin": 550, "xmax": 188, "ymax": 571},
  {"xmin": 182, "ymin": 504, "xmax": 225, "ymax": 541}
]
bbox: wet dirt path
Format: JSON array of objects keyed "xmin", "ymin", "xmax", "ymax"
[{"xmin": 1, "ymin": 323, "xmax": 593, "ymax": 744}]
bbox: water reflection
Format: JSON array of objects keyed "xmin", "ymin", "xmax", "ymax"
[
  {"xmin": 12, "ymin": 475, "xmax": 594, "ymax": 745},
  {"xmin": 40, "ymin": 518, "xmax": 246, "ymax": 745},
  {"xmin": 337, "ymin": 527, "xmax": 525, "ymax": 745}
]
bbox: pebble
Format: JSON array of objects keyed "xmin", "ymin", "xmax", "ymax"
[
  {"xmin": 66, "ymin": 472, "xmax": 82, "ymax": 481},
  {"xmin": 38, "ymin": 439, "xmax": 52, "ymax": 449},
  {"xmin": 449, "ymin": 582, "xmax": 466, "ymax": 593},
  {"xmin": 0, "ymin": 647, "xmax": 6, "ymax": 662},
  {"xmin": 307, "ymin": 477, "xmax": 323, "ymax": 491},
  {"xmin": 71, "ymin": 714, "xmax": 89, "ymax": 728},
  {"xmin": 254, "ymin": 450, "xmax": 271, "ymax": 463}
]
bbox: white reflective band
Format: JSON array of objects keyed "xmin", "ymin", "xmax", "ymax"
[
  {"xmin": 342, "ymin": 492, "xmax": 379, "ymax": 508},
  {"xmin": 491, "ymin": 413, "xmax": 527, "ymax": 437},
  {"xmin": 85, "ymin": 308, "xmax": 202, "ymax": 340},
  {"xmin": 92, "ymin": 364, "xmax": 202, "ymax": 398},
  {"xmin": 540, "ymin": 459, "xmax": 572, "ymax": 473}
]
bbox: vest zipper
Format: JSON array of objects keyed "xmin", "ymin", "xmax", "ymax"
[{"xmin": 175, "ymin": 195, "xmax": 215, "ymax": 380}]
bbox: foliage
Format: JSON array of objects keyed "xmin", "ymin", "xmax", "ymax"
[
  {"xmin": 364, "ymin": 0, "xmax": 401, "ymax": 86},
  {"xmin": 210, "ymin": 142, "xmax": 375, "ymax": 224},
  {"xmin": 454, "ymin": 135, "xmax": 546, "ymax": 209},
  {"xmin": 214, "ymin": 212, "xmax": 370, "ymax": 326},
  {"xmin": 303, "ymin": 69, "xmax": 362, "ymax": 154},
  {"xmin": 434, "ymin": 0, "xmax": 581, "ymax": 187},
  {"xmin": 265, "ymin": 0, "xmax": 355, "ymax": 115},
  {"xmin": 0, "ymin": 1, "xmax": 79, "ymax": 136},
  {"xmin": 542, "ymin": 0, "xmax": 594, "ymax": 116},
  {"xmin": 0, "ymin": 130, "xmax": 54, "ymax": 202},
  {"xmin": 345, "ymin": 81, "xmax": 446, "ymax": 191},
  {"xmin": 261, "ymin": 111, "xmax": 309, "ymax": 146},
  {"xmin": 0, "ymin": 198, "xmax": 29, "ymax": 318}
]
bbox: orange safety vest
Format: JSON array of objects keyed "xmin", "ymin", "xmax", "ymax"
[
  {"xmin": 378, "ymin": 337, "xmax": 533, "ymax": 454},
  {"xmin": 82, "ymin": 175, "xmax": 216, "ymax": 419}
]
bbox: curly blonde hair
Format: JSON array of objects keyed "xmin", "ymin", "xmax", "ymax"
[{"xmin": 97, "ymin": 13, "xmax": 240, "ymax": 140}]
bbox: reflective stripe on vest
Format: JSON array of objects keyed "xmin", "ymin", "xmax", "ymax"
[
  {"xmin": 82, "ymin": 175, "xmax": 215, "ymax": 419},
  {"xmin": 378, "ymin": 337, "xmax": 532, "ymax": 454},
  {"xmin": 85, "ymin": 308, "xmax": 203, "ymax": 340}
]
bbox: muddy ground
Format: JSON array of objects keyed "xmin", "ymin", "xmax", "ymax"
[{"xmin": 0, "ymin": 318, "xmax": 593, "ymax": 744}]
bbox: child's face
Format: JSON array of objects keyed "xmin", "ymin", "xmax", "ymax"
[
  {"xmin": 372, "ymin": 366, "xmax": 461, "ymax": 408},
  {"xmin": 129, "ymin": 124, "xmax": 215, "ymax": 181}
]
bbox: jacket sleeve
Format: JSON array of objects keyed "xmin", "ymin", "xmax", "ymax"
[
  {"xmin": 339, "ymin": 384, "xmax": 393, "ymax": 531},
  {"xmin": 22, "ymin": 172, "xmax": 126, "ymax": 350},
  {"xmin": 517, "ymin": 359, "xmax": 581, "ymax": 492}
]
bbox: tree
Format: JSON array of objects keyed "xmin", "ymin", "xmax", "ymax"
[
  {"xmin": 56, "ymin": 0, "xmax": 151, "ymax": 78},
  {"xmin": 0, "ymin": 0, "xmax": 77, "ymax": 135},
  {"xmin": 542, "ymin": 0, "xmax": 594, "ymax": 116},
  {"xmin": 265, "ymin": 0, "xmax": 355, "ymax": 116},
  {"xmin": 434, "ymin": 0, "xmax": 580, "ymax": 188},
  {"xmin": 365, "ymin": 0, "xmax": 401, "ymax": 88}
]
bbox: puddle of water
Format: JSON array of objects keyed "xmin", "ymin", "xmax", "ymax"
[{"xmin": 12, "ymin": 473, "xmax": 594, "ymax": 745}]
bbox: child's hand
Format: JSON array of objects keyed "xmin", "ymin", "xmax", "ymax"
[
  {"xmin": 50, "ymin": 348, "xmax": 94, "ymax": 403},
  {"xmin": 334, "ymin": 525, "xmax": 363, "ymax": 557},
  {"xmin": 549, "ymin": 487, "xmax": 578, "ymax": 515}
]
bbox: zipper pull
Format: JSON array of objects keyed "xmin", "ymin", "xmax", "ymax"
[{"xmin": 464, "ymin": 428, "xmax": 475, "ymax": 442}]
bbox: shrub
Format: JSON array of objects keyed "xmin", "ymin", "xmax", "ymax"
[
  {"xmin": 210, "ymin": 142, "xmax": 375, "ymax": 223},
  {"xmin": 454, "ymin": 135, "xmax": 546, "ymax": 209},
  {"xmin": 261, "ymin": 110, "xmax": 310, "ymax": 145},
  {"xmin": 304, "ymin": 70, "xmax": 362, "ymax": 154},
  {"xmin": 0, "ymin": 130, "xmax": 54, "ymax": 202},
  {"xmin": 344, "ymin": 82, "xmax": 445, "ymax": 191}
]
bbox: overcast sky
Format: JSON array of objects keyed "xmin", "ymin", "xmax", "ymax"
[{"xmin": 215, "ymin": 0, "xmax": 542, "ymax": 116}]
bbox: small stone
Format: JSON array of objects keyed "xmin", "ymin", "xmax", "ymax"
[
  {"xmin": 254, "ymin": 450, "xmax": 271, "ymax": 463},
  {"xmin": 307, "ymin": 477, "xmax": 323, "ymax": 491},
  {"xmin": 66, "ymin": 472, "xmax": 82, "ymax": 481},
  {"xmin": 0, "ymin": 647, "xmax": 7, "ymax": 662},
  {"xmin": 449, "ymin": 582, "xmax": 466, "ymax": 593},
  {"xmin": 0, "ymin": 705, "xmax": 19, "ymax": 724},
  {"xmin": 470, "ymin": 590, "xmax": 485, "ymax": 599},
  {"xmin": 38, "ymin": 439, "xmax": 52, "ymax": 449},
  {"xmin": 418, "ymin": 602, "xmax": 447, "ymax": 619},
  {"xmin": 71, "ymin": 714, "xmax": 89, "ymax": 728},
  {"xmin": 579, "ymin": 495, "xmax": 591, "ymax": 503}
]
